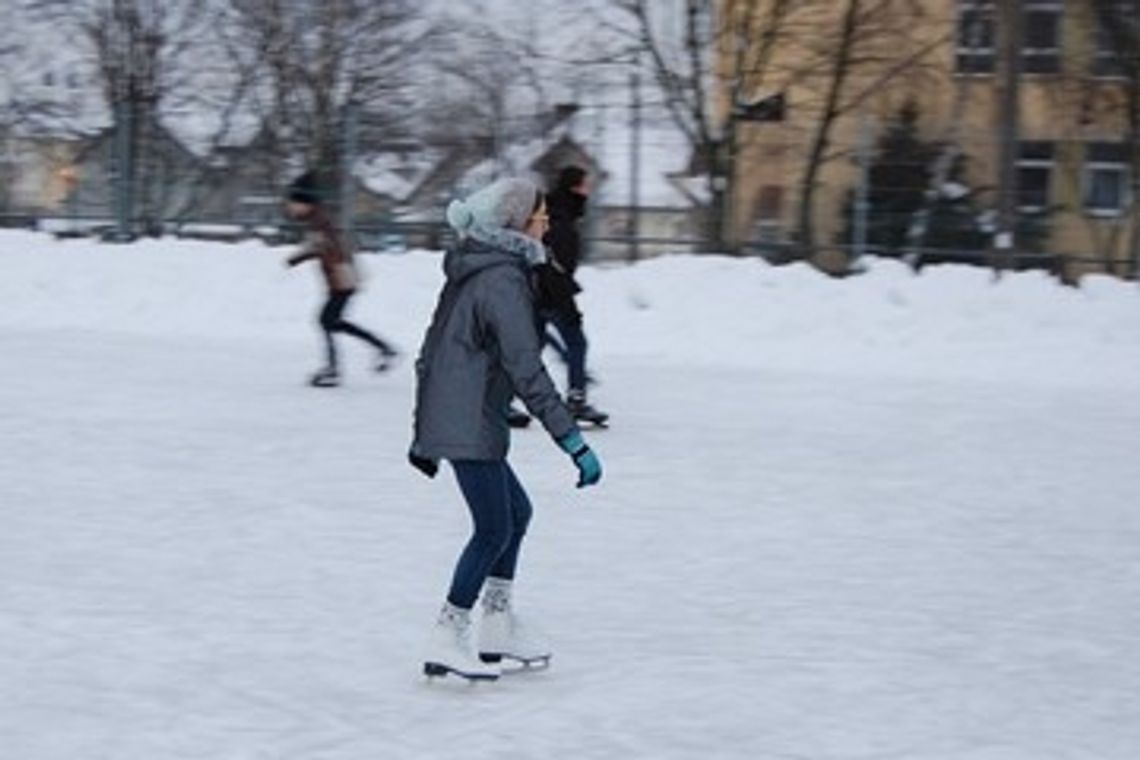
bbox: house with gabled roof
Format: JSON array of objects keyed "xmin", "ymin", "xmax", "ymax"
[{"xmin": 451, "ymin": 107, "xmax": 705, "ymax": 260}]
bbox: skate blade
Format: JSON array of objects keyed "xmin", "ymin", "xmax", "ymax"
[
  {"xmin": 481, "ymin": 653, "xmax": 551, "ymax": 673},
  {"xmin": 423, "ymin": 661, "xmax": 499, "ymax": 681}
]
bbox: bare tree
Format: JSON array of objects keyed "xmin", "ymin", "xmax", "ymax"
[
  {"xmin": 22, "ymin": 0, "xmax": 225, "ymax": 229},
  {"xmin": 599, "ymin": 0, "xmax": 938, "ymax": 260},
  {"xmin": 606, "ymin": 0, "xmax": 796, "ymax": 251},
  {"xmin": 788, "ymin": 0, "xmax": 946, "ymax": 266},
  {"xmin": 0, "ymin": 20, "xmax": 23, "ymax": 213},
  {"xmin": 417, "ymin": 7, "xmax": 555, "ymax": 179},
  {"xmin": 221, "ymin": 0, "xmax": 423, "ymax": 191},
  {"xmin": 1089, "ymin": 0, "xmax": 1140, "ymax": 278}
]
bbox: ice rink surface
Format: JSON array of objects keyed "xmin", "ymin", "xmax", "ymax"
[{"xmin": 2, "ymin": 232, "xmax": 1138, "ymax": 759}]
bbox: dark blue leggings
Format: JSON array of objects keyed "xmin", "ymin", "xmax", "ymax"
[{"xmin": 446, "ymin": 460, "xmax": 533, "ymax": 609}]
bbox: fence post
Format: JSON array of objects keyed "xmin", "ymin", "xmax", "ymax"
[
  {"xmin": 628, "ymin": 57, "xmax": 641, "ymax": 263},
  {"xmin": 994, "ymin": 0, "xmax": 1022, "ymax": 277},
  {"xmin": 112, "ymin": 100, "xmax": 133, "ymax": 242},
  {"xmin": 852, "ymin": 110, "xmax": 872, "ymax": 264},
  {"xmin": 340, "ymin": 100, "xmax": 359, "ymax": 243}
]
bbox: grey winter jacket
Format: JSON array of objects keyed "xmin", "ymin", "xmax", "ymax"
[{"xmin": 410, "ymin": 237, "xmax": 577, "ymax": 463}]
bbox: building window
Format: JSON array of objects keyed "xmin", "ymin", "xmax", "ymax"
[
  {"xmin": 1023, "ymin": 1, "xmax": 1063, "ymax": 74},
  {"xmin": 755, "ymin": 185, "xmax": 784, "ymax": 220},
  {"xmin": 1016, "ymin": 141, "xmax": 1052, "ymax": 213},
  {"xmin": 1092, "ymin": 2, "xmax": 1132, "ymax": 78},
  {"xmin": 1084, "ymin": 143, "xmax": 1129, "ymax": 217},
  {"xmin": 957, "ymin": 1, "xmax": 995, "ymax": 73},
  {"xmin": 955, "ymin": 1, "xmax": 1062, "ymax": 75},
  {"xmin": 751, "ymin": 185, "xmax": 784, "ymax": 243}
]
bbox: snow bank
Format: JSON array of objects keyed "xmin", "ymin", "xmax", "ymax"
[{"xmin": 2, "ymin": 230, "xmax": 1138, "ymax": 388}]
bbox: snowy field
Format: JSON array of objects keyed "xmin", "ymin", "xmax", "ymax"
[{"xmin": 2, "ymin": 229, "xmax": 1139, "ymax": 760}]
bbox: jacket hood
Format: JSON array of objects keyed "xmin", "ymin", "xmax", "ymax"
[{"xmin": 443, "ymin": 236, "xmax": 535, "ymax": 284}]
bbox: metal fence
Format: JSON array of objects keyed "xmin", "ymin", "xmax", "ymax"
[
  {"xmin": 6, "ymin": 205, "xmax": 1133, "ymax": 287},
  {"xmin": 3, "ymin": 193, "xmax": 1137, "ymax": 285}
]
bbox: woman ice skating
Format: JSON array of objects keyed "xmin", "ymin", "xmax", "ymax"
[
  {"xmin": 409, "ymin": 177, "xmax": 602, "ymax": 681},
  {"xmin": 283, "ymin": 171, "xmax": 398, "ymax": 387}
]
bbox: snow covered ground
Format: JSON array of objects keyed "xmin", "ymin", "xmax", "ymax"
[{"xmin": 2, "ymin": 230, "xmax": 1139, "ymax": 760}]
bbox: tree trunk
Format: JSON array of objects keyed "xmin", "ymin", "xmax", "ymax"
[
  {"xmin": 705, "ymin": 141, "xmax": 730, "ymax": 253},
  {"xmin": 1128, "ymin": 67, "xmax": 1140, "ymax": 279},
  {"xmin": 796, "ymin": 0, "xmax": 860, "ymax": 267}
]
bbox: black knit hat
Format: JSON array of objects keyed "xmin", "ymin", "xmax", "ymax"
[{"xmin": 287, "ymin": 170, "xmax": 322, "ymax": 205}]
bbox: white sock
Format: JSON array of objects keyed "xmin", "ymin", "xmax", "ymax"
[
  {"xmin": 482, "ymin": 577, "xmax": 513, "ymax": 613},
  {"xmin": 439, "ymin": 601, "xmax": 472, "ymax": 624}
]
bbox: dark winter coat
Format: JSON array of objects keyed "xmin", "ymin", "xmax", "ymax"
[
  {"xmin": 535, "ymin": 188, "xmax": 587, "ymax": 320},
  {"xmin": 286, "ymin": 208, "xmax": 360, "ymax": 293},
  {"xmin": 545, "ymin": 188, "xmax": 587, "ymax": 274},
  {"xmin": 410, "ymin": 237, "xmax": 577, "ymax": 463}
]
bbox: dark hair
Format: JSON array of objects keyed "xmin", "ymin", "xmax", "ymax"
[
  {"xmin": 532, "ymin": 189, "xmax": 546, "ymax": 215},
  {"xmin": 556, "ymin": 166, "xmax": 587, "ymax": 193},
  {"xmin": 287, "ymin": 170, "xmax": 322, "ymax": 205}
]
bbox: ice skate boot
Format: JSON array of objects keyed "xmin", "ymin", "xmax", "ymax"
[
  {"xmin": 478, "ymin": 578, "xmax": 551, "ymax": 671},
  {"xmin": 566, "ymin": 389, "xmax": 608, "ymax": 427},
  {"xmin": 308, "ymin": 366, "xmax": 340, "ymax": 387},
  {"xmin": 423, "ymin": 602, "xmax": 500, "ymax": 681}
]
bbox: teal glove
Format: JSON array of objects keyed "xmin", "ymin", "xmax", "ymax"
[{"xmin": 558, "ymin": 430, "xmax": 602, "ymax": 488}]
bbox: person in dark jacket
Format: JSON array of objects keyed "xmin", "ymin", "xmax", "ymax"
[
  {"xmin": 535, "ymin": 165, "xmax": 607, "ymax": 424},
  {"xmin": 284, "ymin": 171, "xmax": 398, "ymax": 387},
  {"xmin": 409, "ymin": 177, "xmax": 602, "ymax": 680}
]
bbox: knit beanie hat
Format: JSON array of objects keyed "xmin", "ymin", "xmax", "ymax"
[
  {"xmin": 445, "ymin": 177, "xmax": 547, "ymax": 266},
  {"xmin": 287, "ymin": 171, "xmax": 322, "ymax": 205},
  {"xmin": 446, "ymin": 178, "xmax": 541, "ymax": 233}
]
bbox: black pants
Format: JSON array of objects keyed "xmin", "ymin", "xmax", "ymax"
[
  {"xmin": 540, "ymin": 308, "xmax": 588, "ymax": 393},
  {"xmin": 318, "ymin": 291, "xmax": 393, "ymax": 369}
]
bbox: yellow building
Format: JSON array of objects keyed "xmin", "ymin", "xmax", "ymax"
[{"xmin": 726, "ymin": 0, "xmax": 1136, "ymax": 279}]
